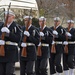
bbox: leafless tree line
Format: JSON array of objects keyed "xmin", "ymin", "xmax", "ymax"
[{"xmin": 36, "ymin": 0, "xmax": 75, "ymax": 26}]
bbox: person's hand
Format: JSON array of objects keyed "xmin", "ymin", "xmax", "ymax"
[
  {"xmin": 21, "ymin": 42, "xmax": 27, "ymax": 47},
  {"xmin": 24, "ymin": 31, "xmax": 30, "ymax": 37},
  {"xmin": 63, "ymin": 41, "xmax": 68, "ymax": 45},
  {"xmin": 38, "ymin": 42, "xmax": 41, "ymax": 46},
  {"xmin": 66, "ymin": 32, "xmax": 71, "ymax": 37},
  {"xmin": 1, "ymin": 27, "xmax": 10, "ymax": 33},
  {"xmin": 53, "ymin": 30, "xmax": 58, "ymax": 35},
  {"xmin": 40, "ymin": 32, "xmax": 44, "ymax": 37},
  {"xmin": 0, "ymin": 40, "xmax": 5, "ymax": 45},
  {"xmin": 52, "ymin": 41, "xmax": 55, "ymax": 45}
]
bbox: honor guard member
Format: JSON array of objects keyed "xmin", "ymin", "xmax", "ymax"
[
  {"xmin": 20, "ymin": 16, "xmax": 39, "ymax": 75},
  {"xmin": 49, "ymin": 17, "xmax": 65, "ymax": 75},
  {"xmin": 63, "ymin": 20, "xmax": 75, "ymax": 75},
  {"xmin": 35, "ymin": 16, "xmax": 53, "ymax": 75},
  {"xmin": 0, "ymin": 10, "xmax": 22, "ymax": 75}
]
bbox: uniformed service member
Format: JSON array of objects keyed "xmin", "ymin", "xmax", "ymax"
[
  {"xmin": 63, "ymin": 20, "xmax": 75, "ymax": 75},
  {"xmin": 20, "ymin": 16, "xmax": 39, "ymax": 75},
  {"xmin": 49, "ymin": 17, "xmax": 65, "ymax": 75},
  {"xmin": 0, "ymin": 10, "xmax": 22, "ymax": 75},
  {"xmin": 35, "ymin": 16, "xmax": 53, "ymax": 75}
]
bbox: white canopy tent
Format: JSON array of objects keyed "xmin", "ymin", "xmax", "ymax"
[
  {"xmin": 0, "ymin": 0, "xmax": 39, "ymax": 18},
  {"xmin": 0, "ymin": 0, "xmax": 38, "ymax": 10}
]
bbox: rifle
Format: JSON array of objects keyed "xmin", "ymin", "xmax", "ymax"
[
  {"xmin": 37, "ymin": 18, "xmax": 45, "ymax": 56},
  {"xmin": 64, "ymin": 21, "xmax": 71, "ymax": 53},
  {"xmin": 0, "ymin": 3, "xmax": 11, "ymax": 56},
  {"xmin": 51, "ymin": 20, "xmax": 58, "ymax": 53},
  {"xmin": 21, "ymin": 9, "xmax": 32, "ymax": 57}
]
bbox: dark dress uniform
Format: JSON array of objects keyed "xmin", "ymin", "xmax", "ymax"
[
  {"xmin": 0, "ymin": 22, "xmax": 4, "ymax": 26},
  {"xmin": 63, "ymin": 28, "xmax": 75, "ymax": 71},
  {"xmin": 20, "ymin": 25, "xmax": 39, "ymax": 75},
  {"xmin": 35, "ymin": 26, "xmax": 53, "ymax": 75},
  {"xmin": 0, "ymin": 21, "xmax": 22, "ymax": 75},
  {"xmin": 49, "ymin": 25, "xmax": 65, "ymax": 74}
]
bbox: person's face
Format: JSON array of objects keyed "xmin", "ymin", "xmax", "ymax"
[
  {"xmin": 39, "ymin": 20, "xmax": 46, "ymax": 28},
  {"xmin": 24, "ymin": 18, "xmax": 32, "ymax": 27},
  {"xmin": 68, "ymin": 23, "xmax": 74, "ymax": 28},
  {"xmin": 54, "ymin": 20, "xmax": 60, "ymax": 26},
  {"xmin": 5, "ymin": 14, "xmax": 15, "ymax": 24}
]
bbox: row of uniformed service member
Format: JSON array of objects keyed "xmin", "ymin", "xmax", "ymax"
[{"xmin": 0, "ymin": 10, "xmax": 75, "ymax": 75}]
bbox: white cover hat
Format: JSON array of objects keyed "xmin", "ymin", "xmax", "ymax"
[
  {"xmin": 67, "ymin": 20, "xmax": 74, "ymax": 23},
  {"xmin": 39, "ymin": 16, "xmax": 46, "ymax": 21},
  {"xmin": 54, "ymin": 17, "xmax": 60, "ymax": 21},
  {"xmin": 23, "ymin": 16, "xmax": 32, "ymax": 19},
  {"xmin": 5, "ymin": 10, "xmax": 15, "ymax": 16}
]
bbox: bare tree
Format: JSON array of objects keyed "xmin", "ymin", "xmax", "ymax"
[{"xmin": 36, "ymin": 0, "xmax": 75, "ymax": 26}]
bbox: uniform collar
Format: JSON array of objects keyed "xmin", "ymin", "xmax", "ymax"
[
  {"xmin": 69, "ymin": 27, "xmax": 73, "ymax": 31},
  {"xmin": 40, "ymin": 25, "xmax": 46, "ymax": 30},
  {"xmin": 7, "ymin": 21, "xmax": 13, "ymax": 28},
  {"xmin": 43, "ymin": 25, "xmax": 46, "ymax": 30},
  {"xmin": 54, "ymin": 25, "xmax": 60, "ymax": 29}
]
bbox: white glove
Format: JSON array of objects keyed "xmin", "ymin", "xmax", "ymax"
[
  {"xmin": 40, "ymin": 32, "xmax": 44, "ymax": 37},
  {"xmin": 21, "ymin": 42, "xmax": 27, "ymax": 47},
  {"xmin": 38, "ymin": 42, "xmax": 41, "ymax": 46},
  {"xmin": 0, "ymin": 40, "xmax": 5, "ymax": 45},
  {"xmin": 52, "ymin": 41, "xmax": 55, "ymax": 45},
  {"xmin": 53, "ymin": 30, "xmax": 58, "ymax": 35},
  {"xmin": 66, "ymin": 32, "xmax": 71, "ymax": 37},
  {"xmin": 63, "ymin": 41, "xmax": 68, "ymax": 45},
  {"xmin": 1, "ymin": 27, "xmax": 10, "ymax": 33},
  {"xmin": 24, "ymin": 31, "xmax": 30, "ymax": 37}
]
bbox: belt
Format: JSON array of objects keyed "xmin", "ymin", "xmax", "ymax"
[
  {"xmin": 55, "ymin": 42, "xmax": 62, "ymax": 44},
  {"xmin": 6, "ymin": 41, "xmax": 18, "ymax": 46},
  {"xmin": 26, "ymin": 43, "xmax": 35, "ymax": 46},
  {"xmin": 41, "ymin": 43, "xmax": 49, "ymax": 46},
  {"xmin": 68, "ymin": 42, "xmax": 75, "ymax": 44}
]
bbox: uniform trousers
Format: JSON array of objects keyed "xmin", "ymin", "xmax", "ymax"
[
  {"xmin": 49, "ymin": 53, "xmax": 63, "ymax": 74},
  {"xmin": 63, "ymin": 53, "xmax": 75, "ymax": 70},
  {"xmin": 0, "ymin": 62, "xmax": 15, "ymax": 75},
  {"xmin": 20, "ymin": 60, "xmax": 35, "ymax": 75},
  {"xmin": 35, "ymin": 58, "xmax": 48, "ymax": 75}
]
